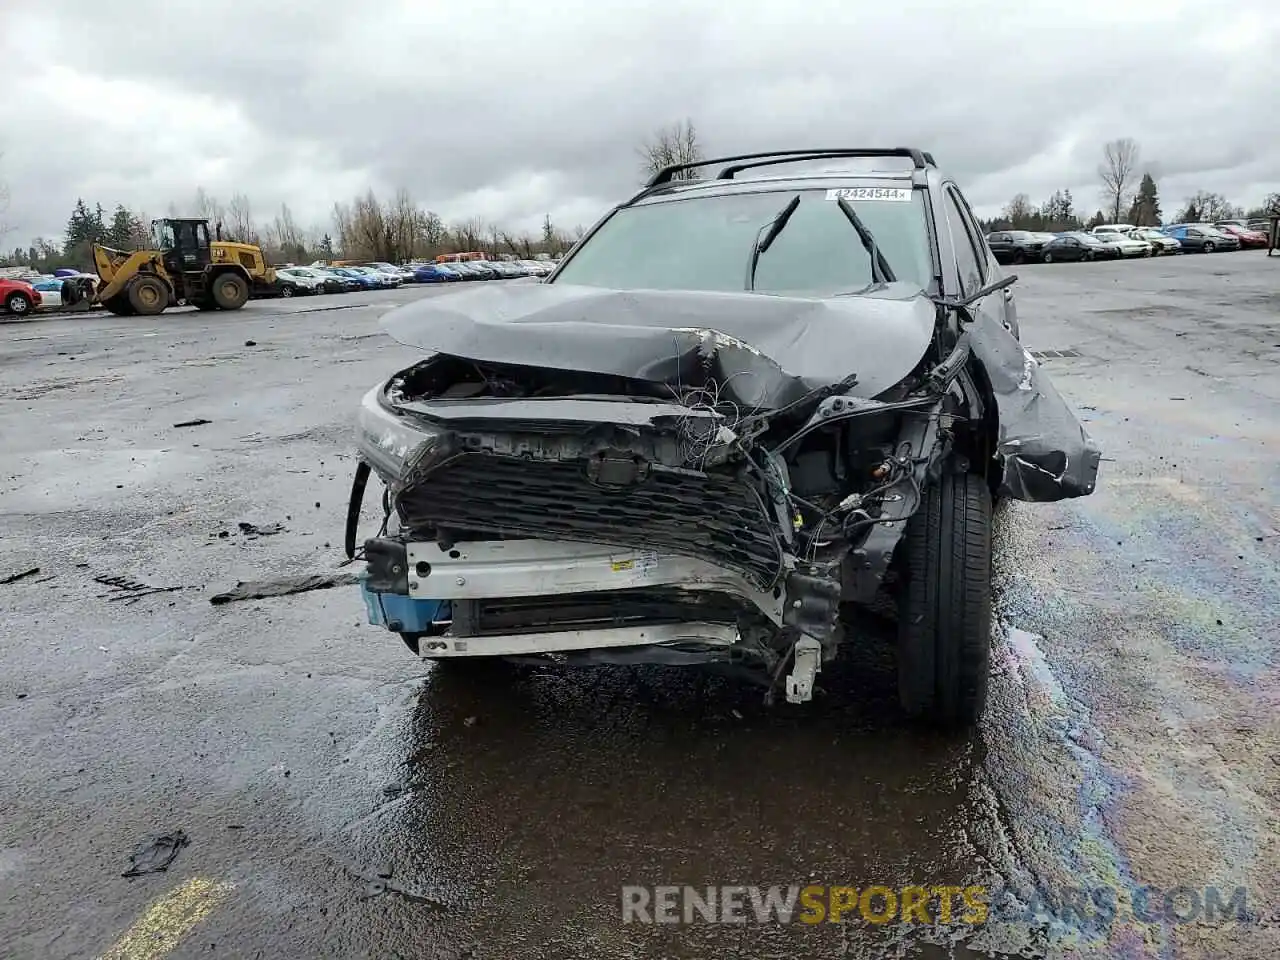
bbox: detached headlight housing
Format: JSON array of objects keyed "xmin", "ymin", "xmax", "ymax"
[{"xmin": 356, "ymin": 384, "xmax": 443, "ymax": 485}]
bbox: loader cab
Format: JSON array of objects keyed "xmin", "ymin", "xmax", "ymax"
[{"xmin": 151, "ymin": 218, "xmax": 212, "ymax": 276}]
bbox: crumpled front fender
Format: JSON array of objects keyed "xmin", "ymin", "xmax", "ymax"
[{"xmin": 968, "ymin": 312, "xmax": 1101, "ymax": 502}]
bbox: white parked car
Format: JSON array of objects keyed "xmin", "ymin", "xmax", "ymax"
[
  {"xmin": 30, "ymin": 278, "xmax": 64, "ymax": 309},
  {"xmin": 1128, "ymin": 227, "xmax": 1181, "ymax": 255},
  {"xmin": 363, "ymin": 262, "xmax": 417, "ymax": 283},
  {"xmin": 518, "ymin": 259, "xmax": 553, "ymax": 276},
  {"xmin": 1093, "ymin": 232, "xmax": 1153, "ymax": 257},
  {"xmin": 276, "ymin": 267, "xmax": 326, "ymax": 295},
  {"xmin": 1092, "ymin": 223, "xmax": 1136, "ymax": 236}
]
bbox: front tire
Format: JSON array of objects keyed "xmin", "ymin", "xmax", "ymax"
[
  {"xmin": 212, "ymin": 272, "xmax": 250, "ymax": 310},
  {"xmin": 127, "ymin": 275, "xmax": 168, "ymax": 315},
  {"xmin": 4, "ymin": 292, "xmax": 32, "ymax": 316},
  {"xmin": 1202, "ymin": 242, "xmax": 1215, "ymax": 254},
  {"xmin": 1042, "ymin": 252, "xmax": 1054, "ymax": 264},
  {"xmin": 896, "ymin": 470, "xmax": 992, "ymax": 729},
  {"xmin": 103, "ymin": 294, "xmax": 135, "ymax": 316}
]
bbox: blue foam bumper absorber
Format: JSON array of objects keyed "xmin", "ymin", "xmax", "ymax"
[{"xmin": 359, "ymin": 572, "xmax": 451, "ymax": 633}]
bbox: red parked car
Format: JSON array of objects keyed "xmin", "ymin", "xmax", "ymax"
[
  {"xmin": 0, "ymin": 278, "xmax": 42, "ymax": 317},
  {"xmin": 1215, "ymin": 224, "xmax": 1268, "ymax": 248}
]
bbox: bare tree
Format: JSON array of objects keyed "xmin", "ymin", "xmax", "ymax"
[
  {"xmin": 226, "ymin": 193, "xmax": 257, "ymax": 243},
  {"xmin": 1001, "ymin": 193, "xmax": 1034, "ymax": 228},
  {"xmin": 1098, "ymin": 138, "xmax": 1140, "ymax": 223},
  {"xmin": 338, "ymin": 190, "xmax": 390, "ymax": 260},
  {"xmin": 387, "ymin": 188, "xmax": 418, "ymax": 261},
  {"xmin": 265, "ymin": 202, "xmax": 307, "ymax": 262},
  {"xmin": 449, "ymin": 217, "xmax": 485, "ymax": 252},
  {"xmin": 192, "ymin": 187, "xmax": 226, "ymax": 230},
  {"xmin": 419, "ymin": 210, "xmax": 445, "ymax": 250},
  {"xmin": 637, "ymin": 119, "xmax": 704, "ymax": 182},
  {"xmin": 331, "ymin": 201, "xmax": 353, "ymax": 257},
  {"xmin": 485, "ymin": 222, "xmax": 503, "ymax": 254},
  {"xmin": 1174, "ymin": 191, "xmax": 1239, "ymax": 224}
]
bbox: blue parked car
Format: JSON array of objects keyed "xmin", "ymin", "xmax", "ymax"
[
  {"xmin": 1159, "ymin": 224, "xmax": 1239, "ymax": 253},
  {"xmin": 333, "ymin": 267, "xmax": 381, "ymax": 289},
  {"xmin": 412, "ymin": 264, "xmax": 461, "ymax": 283}
]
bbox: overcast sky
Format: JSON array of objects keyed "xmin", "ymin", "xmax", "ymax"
[{"xmin": 2, "ymin": 0, "xmax": 1276, "ymax": 245}]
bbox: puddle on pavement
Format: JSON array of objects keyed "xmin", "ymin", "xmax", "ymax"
[
  {"xmin": 973, "ymin": 624, "xmax": 1173, "ymax": 959},
  {"xmin": 286, "ymin": 509, "xmax": 1205, "ymax": 958},
  {"xmin": 287, "ymin": 629, "xmax": 1110, "ymax": 953}
]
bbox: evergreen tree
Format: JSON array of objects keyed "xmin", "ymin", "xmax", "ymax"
[
  {"xmin": 1128, "ymin": 173, "xmax": 1161, "ymax": 226},
  {"xmin": 105, "ymin": 204, "xmax": 142, "ymax": 249},
  {"xmin": 64, "ymin": 198, "xmax": 95, "ymax": 254},
  {"xmin": 318, "ymin": 234, "xmax": 334, "ymax": 257},
  {"xmin": 63, "ymin": 199, "xmax": 108, "ymax": 264}
]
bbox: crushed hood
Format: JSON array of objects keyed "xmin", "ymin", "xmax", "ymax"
[{"xmin": 379, "ymin": 281, "xmax": 937, "ymax": 409}]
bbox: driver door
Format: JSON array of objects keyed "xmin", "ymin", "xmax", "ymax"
[{"xmin": 164, "ymin": 222, "xmax": 212, "ymax": 277}]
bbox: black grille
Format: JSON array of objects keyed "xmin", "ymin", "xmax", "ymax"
[
  {"xmin": 397, "ymin": 453, "xmax": 784, "ymax": 587},
  {"xmin": 458, "ymin": 588, "xmax": 745, "ymax": 636}
]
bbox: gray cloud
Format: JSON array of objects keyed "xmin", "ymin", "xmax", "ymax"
[{"xmin": 2, "ymin": 0, "xmax": 1277, "ymax": 246}]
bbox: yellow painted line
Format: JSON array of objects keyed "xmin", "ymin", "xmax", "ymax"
[{"xmin": 98, "ymin": 877, "xmax": 233, "ymax": 960}]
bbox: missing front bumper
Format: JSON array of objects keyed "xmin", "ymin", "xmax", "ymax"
[
  {"xmin": 357, "ymin": 536, "xmax": 840, "ymax": 697},
  {"xmin": 412, "ymin": 621, "xmax": 740, "ymax": 658},
  {"xmin": 359, "ymin": 536, "xmax": 781, "ymax": 650}
]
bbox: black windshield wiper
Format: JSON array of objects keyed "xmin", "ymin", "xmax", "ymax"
[
  {"xmin": 834, "ymin": 195, "xmax": 896, "ymax": 284},
  {"xmin": 744, "ymin": 195, "xmax": 801, "ymax": 291}
]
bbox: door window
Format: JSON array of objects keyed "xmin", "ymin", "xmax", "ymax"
[{"xmin": 943, "ymin": 188, "xmax": 983, "ymax": 295}]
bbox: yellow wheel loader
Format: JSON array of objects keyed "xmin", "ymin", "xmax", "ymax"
[{"xmin": 68, "ymin": 218, "xmax": 276, "ymax": 316}]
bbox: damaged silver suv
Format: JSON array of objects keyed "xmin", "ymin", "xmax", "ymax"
[{"xmin": 346, "ymin": 148, "xmax": 1100, "ymax": 728}]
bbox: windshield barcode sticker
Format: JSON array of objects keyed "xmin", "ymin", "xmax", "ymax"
[{"xmin": 825, "ymin": 187, "xmax": 912, "ymax": 202}]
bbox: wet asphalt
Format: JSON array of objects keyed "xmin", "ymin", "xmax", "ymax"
[{"xmin": 0, "ymin": 255, "xmax": 1277, "ymax": 959}]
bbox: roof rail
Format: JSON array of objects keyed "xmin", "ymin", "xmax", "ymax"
[{"xmin": 645, "ymin": 148, "xmax": 934, "ymax": 187}]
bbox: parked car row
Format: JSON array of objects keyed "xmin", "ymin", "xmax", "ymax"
[
  {"xmin": 0, "ymin": 277, "xmax": 42, "ymax": 316},
  {"xmin": 1, "ymin": 270, "xmax": 100, "ymax": 315},
  {"xmin": 987, "ymin": 221, "xmax": 1268, "ymax": 265},
  {"xmin": 410, "ymin": 258, "xmax": 557, "ymax": 282},
  {"xmin": 264, "ymin": 258, "xmax": 557, "ymax": 297}
]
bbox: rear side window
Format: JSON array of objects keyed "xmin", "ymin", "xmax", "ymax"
[{"xmin": 943, "ymin": 188, "xmax": 983, "ymax": 295}]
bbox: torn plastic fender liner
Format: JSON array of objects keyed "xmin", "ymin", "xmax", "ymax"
[{"xmin": 967, "ymin": 311, "xmax": 1101, "ymax": 501}]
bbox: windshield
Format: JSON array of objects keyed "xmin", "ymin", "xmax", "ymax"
[
  {"xmin": 551, "ymin": 188, "xmax": 933, "ymax": 294},
  {"xmin": 152, "ymin": 221, "xmax": 176, "ymax": 248}
]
